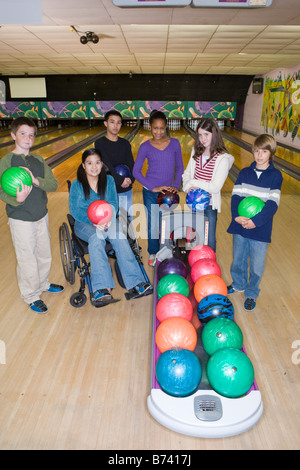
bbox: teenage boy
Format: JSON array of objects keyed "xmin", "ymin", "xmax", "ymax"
[
  {"xmin": 227, "ymin": 134, "xmax": 283, "ymax": 311},
  {"xmin": 95, "ymin": 110, "xmax": 135, "ymax": 219}
]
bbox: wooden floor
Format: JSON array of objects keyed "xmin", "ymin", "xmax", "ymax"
[{"xmin": 0, "ymin": 126, "xmax": 299, "ymax": 449}]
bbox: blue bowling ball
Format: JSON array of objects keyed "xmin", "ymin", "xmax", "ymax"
[
  {"xmin": 186, "ymin": 188, "xmax": 210, "ymax": 211},
  {"xmin": 157, "ymin": 257, "xmax": 188, "ymax": 280},
  {"xmin": 156, "ymin": 348, "xmax": 202, "ymax": 397},
  {"xmin": 157, "ymin": 190, "xmax": 180, "ymax": 210},
  {"xmin": 197, "ymin": 294, "xmax": 234, "ymax": 325},
  {"xmin": 114, "ymin": 164, "xmax": 131, "ymax": 177}
]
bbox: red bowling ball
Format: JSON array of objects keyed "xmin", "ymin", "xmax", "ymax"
[
  {"xmin": 156, "ymin": 293, "xmax": 193, "ymax": 323},
  {"xmin": 188, "ymin": 245, "xmax": 216, "ymax": 267},
  {"xmin": 87, "ymin": 200, "xmax": 113, "ymax": 225},
  {"xmin": 190, "ymin": 258, "xmax": 221, "ymax": 283}
]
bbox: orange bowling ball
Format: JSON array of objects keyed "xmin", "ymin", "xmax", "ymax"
[
  {"xmin": 193, "ymin": 274, "xmax": 227, "ymax": 303},
  {"xmin": 155, "ymin": 317, "xmax": 197, "ymax": 353}
]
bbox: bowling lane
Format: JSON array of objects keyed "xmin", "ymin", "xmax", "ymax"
[
  {"xmin": 0, "ymin": 125, "xmax": 89, "ymax": 158},
  {"xmin": 225, "ymin": 127, "xmax": 300, "ymax": 168}
]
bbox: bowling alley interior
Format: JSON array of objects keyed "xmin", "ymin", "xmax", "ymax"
[{"xmin": 0, "ymin": 0, "xmax": 300, "ymax": 451}]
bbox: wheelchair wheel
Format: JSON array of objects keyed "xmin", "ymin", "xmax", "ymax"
[
  {"xmin": 59, "ymin": 222, "xmax": 76, "ymax": 285},
  {"xmin": 70, "ymin": 292, "xmax": 87, "ymax": 308}
]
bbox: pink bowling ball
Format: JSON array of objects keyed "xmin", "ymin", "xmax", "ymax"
[
  {"xmin": 190, "ymin": 258, "xmax": 221, "ymax": 283},
  {"xmin": 188, "ymin": 244, "xmax": 216, "ymax": 267}
]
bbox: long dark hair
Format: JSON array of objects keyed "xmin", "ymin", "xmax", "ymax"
[
  {"xmin": 77, "ymin": 148, "xmax": 107, "ymax": 200},
  {"xmin": 193, "ymin": 118, "xmax": 227, "ymax": 161}
]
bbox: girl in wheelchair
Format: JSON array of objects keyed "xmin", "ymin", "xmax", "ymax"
[{"xmin": 69, "ymin": 148, "xmax": 152, "ymax": 307}]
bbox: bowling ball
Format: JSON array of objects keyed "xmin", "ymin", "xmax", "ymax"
[
  {"xmin": 186, "ymin": 188, "xmax": 210, "ymax": 212},
  {"xmin": 156, "ymin": 293, "xmax": 193, "ymax": 323},
  {"xmin": 157, "ymin": 257, "xmax": 187, "ymax": 280},
  {"xmin": 194, "ymin": 274, "xmax": 227, "ymax": 304},
  {"xmin": 190, "ymin": 258, "xmax": 221, "ymax": 283},
  {"xmin": 87, "ymin": 200, "xmax": 113, "ymax": 225},
  {"xmin": 207, "ymin": 348, "xmax": 254, "ymax": 398},
  {"xmin": 114, "ymin": 164, "xmax": 131, "ymax": 178},
  {"xmin": 0, "ymin": 167, "xmax": 32, "ymax": 197},
  {"xmin": 156, "ymin": 348, "xmax": 202, "ymax": 397},
  {"xmin": 202, "ymin": 317, "xmax": 243, "ymax": 356},
  {"xmin": 197, "ymin": 294, "xmax": 234, "ymax": 325},
  {"xmin": 157, "ymin": 190, "xmax": 179, "ymax": 210},
  {"xmin": 188, "ymin": 245, "xmax": 216, "ymax": 267},
  {"xmin": 238, "ymin": 196, "xmax": 265, "ymax": 218},
  {"xmin": 157, "ymin": 274, "xmax": 190, "ymax": 299},
  {"xmin": 155, "ymin": 317, "xmax": 197, "ymax": 353}
]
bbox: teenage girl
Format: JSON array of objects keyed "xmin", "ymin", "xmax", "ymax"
[
  {"xmin": 182, "ymin": 118, "xmax": 234, "ymax": 252},
  {"xmin": 133, "ymin": 110, "xmax": 184, "ymax": 266},
  {"xmin": 69, "ymin": 148, "xmax": 152, "ymax": 307}
]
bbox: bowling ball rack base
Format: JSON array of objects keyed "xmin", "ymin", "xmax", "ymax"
[{"xmin": 147, "ymin": 260, "xmax": 263, "ymax": 438}]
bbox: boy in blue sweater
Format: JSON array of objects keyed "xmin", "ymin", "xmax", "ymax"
[{"xmin": 227, "ymin": 134, "xmax": 283, "ymax": 311}]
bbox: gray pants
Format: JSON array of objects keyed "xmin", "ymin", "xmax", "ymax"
[{"xmin": 9, "ymin": 214, "xmax": 52, "ymax": 304}]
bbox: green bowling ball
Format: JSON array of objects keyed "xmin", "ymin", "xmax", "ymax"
[
  {"xmin": 1, "ymin": 167, "xmax": 32, "ymax": 197},
  {"xmin": 207, "ymin": 348, "xmax": 254, "ymax": 398},
  {"xmin": 202, "ymin": 317, "xmax": 243, "ymax": 356},
  {"xmin": 157, "ymin": 274, "xmax": 190, "ymax": 300},
  {"xmin": 238, "ymin": 196, "xmax": 265, "ymax": 218}
]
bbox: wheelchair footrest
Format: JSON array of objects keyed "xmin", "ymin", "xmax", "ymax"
[
  {"xmin": 91, "ymin": 297, "xmax": 121, "ymax": 308},
  {"xmin": 125, "ymin": 286, "xmax": 154, "ymax": 300}
]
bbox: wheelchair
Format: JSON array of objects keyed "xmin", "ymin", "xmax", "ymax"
[{"xmin": 59, "ymin": 196, "xmax": 153, "ymax": 308}]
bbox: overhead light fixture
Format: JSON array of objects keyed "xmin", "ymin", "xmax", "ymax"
[{"xmin": 70, "ymin": 25, "xmax": 99, "ymax": 45}]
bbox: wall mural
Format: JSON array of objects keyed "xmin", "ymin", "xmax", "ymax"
[
  {"xmin": 261, "ymin": 70, "xmax": 300, "ymax": 142},
  {"xmin": 0, "ymin": 100, "xmax": 237, "ymax": 120}
]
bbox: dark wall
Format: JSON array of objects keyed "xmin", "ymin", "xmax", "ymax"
[{"xmin": 2, "ymin": 74, "xmax": 254, "ymax": 104}]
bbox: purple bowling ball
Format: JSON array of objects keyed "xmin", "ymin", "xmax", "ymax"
[{"xmin": 157, "ymin": 257, "xmax": 188, "ymax": 281}]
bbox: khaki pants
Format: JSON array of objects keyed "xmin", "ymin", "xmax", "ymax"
[{"xmin": 9, "ymin": 214, "xmax": 52, "ymax": 304}]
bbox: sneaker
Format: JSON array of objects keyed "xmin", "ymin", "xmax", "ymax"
[
  {"xmin": 148, "ymin": 254, "xmax": 156, "ymax": 267},
  {"xmin": 47, "ymin": 283, "xmax": 64, "ymax": 293},
  {"xmin": 244, "ymin": 298, "xmax": 256, "ymax": 311},
  {"xmin": 227, "ymin": 284, "xmax": 244, "ymax": 294},
  {"xmin": 92, "ymin": 288, "xmax": 112, "ymax": 302},
  {"xmin": 30, "ymin": 300, "xmax": 48, "ymax": 314},
  {"xmin": 132, "ymin": 282, "xmax": 153, "ymax": 297}
]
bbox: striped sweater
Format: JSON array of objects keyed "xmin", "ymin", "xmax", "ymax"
[{"xmin": 227, "ymin": 161, "xmax": 283, "ymax": 243}]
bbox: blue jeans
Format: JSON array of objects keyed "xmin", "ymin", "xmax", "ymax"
[
  {"xmin": 205, "ymin": 205, "xmax": 217, "ymax": 252},
  {"xmin": 143, "ymin": 187, "xmax": 162, "ymax": 255},
  {"xmin": 118, "ymin": 189, "xmax": 133, "ymax": 221},
  {"xmin": 230, "ymin": 234, "xmax": 268, "ymax": 300},
  {"xmin": 74, "ymin": 219, "xmax": 145, "ymax": 291}
]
